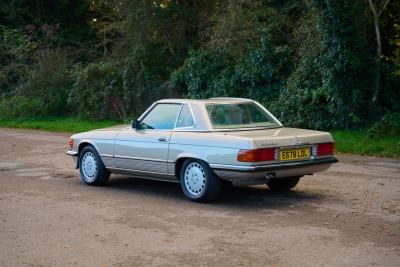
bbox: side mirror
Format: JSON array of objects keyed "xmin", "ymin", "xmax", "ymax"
[{"xmin": 131, "ymin": 120, "xmax": 140, "ymax": 129}]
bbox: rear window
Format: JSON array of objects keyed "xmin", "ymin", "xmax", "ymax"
[{"xmin": 205, "ymin": 102, "xmax": 279, "ymax": 129}]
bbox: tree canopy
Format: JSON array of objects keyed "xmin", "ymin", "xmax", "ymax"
[{"xmin": 0, "ymin": 0, "xmax": 399, "ymax": 130}]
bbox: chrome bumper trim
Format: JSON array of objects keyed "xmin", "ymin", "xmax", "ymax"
[
  {"xmin": 66, "ymin": 151, "xmax": 78, "ymax": 156},
  {"xmin": 210, "ymin": 157, "xmax": 338, "ymax": 172},
  {"xmin": 100, "ymin": 154, "xmax": 114, "ymax": 158},
  {"xmin": 108, "ymin": 167, "xmax": 175, "ymax": 176}
]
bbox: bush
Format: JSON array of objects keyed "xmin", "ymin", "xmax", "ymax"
[
  {"xmin": 69, "ymin": 62, "xmax": 123, "ymax": 120},
  {"xmin": 0, "ymin": 25, "xmax": 35, "ymax": 95},
  {"xmin": 171, "ymin": 31, "xmax": 288, "ymax": 108},
  {"xmin": 368, "ymin": 112, "xmax": 400, "ymax": 137},
  {"xmin": 233, "ymin": 34, "xmax": 289, "ymax": 107},
  {"xmin": 171, "ymin": 49, "xmax": 233, "ymax": 98},
  {"xmin": 69, "ymin": 59, "xmax": 180, "ymax": 120},
  {"xmin": 122, "ymin": 62, "xmax": 180, "ymax": 118},
  {"xmin": 380, "ymin": 60, "xmax": 400, "ymax": 112},
  {"xmin": 0, "ymin": 49, "xmax": 73, "ymax": 119},
  {"xmin": 0, "ymin": 96, "xmax": 44, "ymax": 118},
  {"xmin": 25, "ymin": 49, "xmax": 73, "ymax": 116},
  {"xmin": 274, "ymin": 0, "xmax": 373, "ymax": 130}
]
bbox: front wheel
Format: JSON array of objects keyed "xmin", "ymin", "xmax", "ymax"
[
  {"xmin": 79, "ymin": 145, "xmax": 110, "ymax": 186},
  {"xmin": 267, "ymin": 176, "xmax": 300, "ymax": 191},
  {"xmin": 180, "ymin": 159, "xmax": 222, "ymax": 202}
]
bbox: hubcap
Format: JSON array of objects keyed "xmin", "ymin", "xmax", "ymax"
[
  {"xmin": 81, "ymin": 151, "xmax": 98, "ymax": 182},
  {"xmin": 184, "ymin": 162, "xmax": 206, "ymax": 196}
]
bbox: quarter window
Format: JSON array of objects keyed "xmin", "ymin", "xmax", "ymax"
[
  {"xmin": 140, "ymin": 104, "xmax": 181, "ymax": 130},
  {"xmin": 176, "ymin": 104, "xmax": 194, "ymax": 128}
]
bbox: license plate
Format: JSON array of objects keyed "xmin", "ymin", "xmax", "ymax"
[{"xmin": 280, "ymin": 148, "xmax": 310, "ymax": 161}]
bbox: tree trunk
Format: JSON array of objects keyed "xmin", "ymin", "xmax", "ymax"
[
  {"xmin": 368, "ymin": 0, "xmax": 390, "ymax": 103},
  {"xmin": 372, "ymin": 16, "xmax": 382, "ymax": 103}
]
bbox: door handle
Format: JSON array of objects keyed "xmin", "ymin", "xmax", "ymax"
[{"xmin": 158, "ymin": 137, "xmax": 168, "ymax": 142}]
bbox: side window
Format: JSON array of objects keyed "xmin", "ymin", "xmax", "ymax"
[
  {"xmin": 140, "ymin": 104, "xmax": 181, "ymax": 130},
  {"xmin": 176, "ymin": 104, "xmax": 195, "ymax": 128}
]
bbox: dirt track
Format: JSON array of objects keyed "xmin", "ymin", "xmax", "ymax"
[{"xmin": 0, "ymin": 128, "xmax": 399, "ymax": 266}]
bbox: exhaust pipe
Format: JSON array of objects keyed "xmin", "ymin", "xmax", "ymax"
[{"xmin": 265, "ymin": 173, "xmax": 275, "ymax": 183}]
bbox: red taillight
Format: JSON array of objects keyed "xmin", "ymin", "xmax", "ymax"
[
  {"xmin": 68, "ymin": 138, "xmax": 73, "ymax": 150},
  {"xmin": 317, "ymin": 142, "xmax": 335, "ymax": 156},
  {"xmin": 237, "ymin": 148, "xmax": 276, "ymax": 162}
]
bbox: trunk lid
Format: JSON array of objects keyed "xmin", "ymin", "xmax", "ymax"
[{"xmin": 222, "ymin": 127, "xmax": 333, "ymax": 148}]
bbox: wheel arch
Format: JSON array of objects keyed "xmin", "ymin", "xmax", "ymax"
[
  {"xmin": 174, "ymin": 154, "xmax": 209, "ymax": 178},
  {"xmin": 76, "ymin": 140, "xmax": 101, "ymax": 169}
]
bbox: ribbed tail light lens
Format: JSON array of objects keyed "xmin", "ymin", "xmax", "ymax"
[
  {"xmin": 237, "ymin": 148, "xmax": 276, "ymax": 162},
  {"xmin": 316, "ymin": 142, "xmax": 335, "ymax": 156},
  {"xmin": 68, "ymin": 138, "xmax": 74, "ymax": 150}
]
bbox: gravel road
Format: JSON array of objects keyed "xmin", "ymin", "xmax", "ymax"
[{"xmin": 0, "ymin": 128, "xmax": 399, "ymax": 267}]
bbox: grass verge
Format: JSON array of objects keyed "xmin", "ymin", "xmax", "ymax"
[
  {"xmin": 0, "ymin": 117, "xmax": 122, "ymax": 133},
  {"xmin": 0, "ymin": 118, "xmax": 398, "ymax": 157},
  {"xmin": 332, "ymin": 130, "xmax": 399, "ymax": 157}
]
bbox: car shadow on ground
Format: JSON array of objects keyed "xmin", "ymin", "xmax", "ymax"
[{"xmin": 107, "ymin": 175, "xmax": 323, "ymax": 209}]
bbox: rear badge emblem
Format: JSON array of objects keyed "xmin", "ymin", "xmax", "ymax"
[
  {"xmin": 291, "ymin": 136, "xmax": 301, "ymax": 146},
  {"xmin": 260, "ymin": 142, "xmax": 277, "ymax": 146}
]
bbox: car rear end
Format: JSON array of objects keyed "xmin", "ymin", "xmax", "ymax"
[{"xmin": 209, "ymin": 128, "xmax": 337, "ymax": 186}]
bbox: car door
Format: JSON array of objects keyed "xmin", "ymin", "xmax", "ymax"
[{"xmin": 114, "ymin": 103, "xmax": 182, "ymax": 175}]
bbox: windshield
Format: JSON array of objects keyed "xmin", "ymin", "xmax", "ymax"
[{"xmin": 205, "ymin": 102, "xmax": 280, "ymax": 129}]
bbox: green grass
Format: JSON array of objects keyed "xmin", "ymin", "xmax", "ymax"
[
  {"xmin": 0, "ymin": 118, "xmax": 398, "ymax": 157},
  {"xmin": 0, "ymin": 117, "xmax": 122, "ymax": 133},
  {"xmin": 332, "ymin": 130, "xmax": 400, "ymax": 157}
]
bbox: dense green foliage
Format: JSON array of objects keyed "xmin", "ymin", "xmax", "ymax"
[
  {"xmin": 0, "ymin": 0, "xmax": 399, "ymax": 131},
  {"xmin": 279, "ymin": 0, "xmax": 374, "ymax": 129}
]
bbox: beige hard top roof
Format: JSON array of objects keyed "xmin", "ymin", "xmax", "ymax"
[
  {"xmin": 146, "ymin": 98, "xmax": 281, "ymax": 131},
  {"xmin": 157, "ymin": 98, "xmax": 254, "ymax": 105}
]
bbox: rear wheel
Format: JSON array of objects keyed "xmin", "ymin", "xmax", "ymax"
[
  {"xmin": 180, "ymin": 159, "xmax": 222, "ymax": 202},
  {"xmin": 267, "ymin": 176, "xmax": 300, "ymax": 191},
  {"xmin": 79, "ymin": 145, "xmax": 110, "ymax": 186}
]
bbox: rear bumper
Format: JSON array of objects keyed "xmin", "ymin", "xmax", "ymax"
[{"xmin": 210, "ymin": 157, "xmax": 338, "ymax": 186}]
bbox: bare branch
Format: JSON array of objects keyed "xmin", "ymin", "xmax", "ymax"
[
  {"xmin": 378, "ymin": 0, "xmax": 390, "ymax": 17},
  {"xmin": 368, "ymin": 0, "xmax": 378, "ymax": 17},
  {"xmin": 368, "ymin": 0, "xmax": 391, "ymax": 18}
]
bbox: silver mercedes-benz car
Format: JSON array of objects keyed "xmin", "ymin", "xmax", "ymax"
[{"xmin": 66, "ymin": 98, "xmax": 337, "ymax": 202}]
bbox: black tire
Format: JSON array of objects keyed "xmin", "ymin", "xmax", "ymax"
[
  {"xmin": 79, "ymin": 145, "xmax": 110, "ymax": 186},
  {"xmin": 266, "ymin": 176, "xmax": 300, "ymax": 191},
  {"xmin": 180, "ymin": 159, "xmax": 222, "ymax": 202}
]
